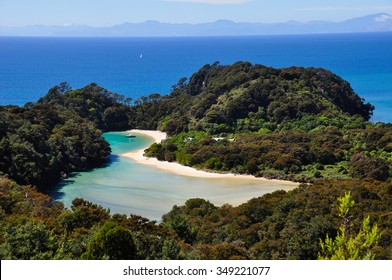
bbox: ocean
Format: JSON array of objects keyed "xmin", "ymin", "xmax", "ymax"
[
  {"xmin": 0, "ymin": 33, "xmax": 391, "ymax": 122},
  {"xmin": 1, "ymin": 33, "xmax": 391, "ymax": 219}
]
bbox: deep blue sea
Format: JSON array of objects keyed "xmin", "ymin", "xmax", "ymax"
[{"xmin": 0, "ymin": 33, "xmax": 391, "ymax": 122}]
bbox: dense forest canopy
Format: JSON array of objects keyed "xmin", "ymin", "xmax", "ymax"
[
  {"xmin": 129, "ymin": 62, "xmax": 374, "ymax": 133},
  {"xmin": 36, "ymin": 82, "xmax": 132, "ymax": 132},
  {"xmin": 0, "ymin": 82, "xmax": 133, "ymax": 188},
  {"xmin": 0, "ymin": 103, "xmax": 110, "ymax": 188},
  {"xmin": 0, "ymin": 61, "xmax": 391, "ymax": 259},
  {"xmin": 137, "ymin": 62, "xmax": 390, "ymax": 182},
  {"xmin": 0, "ymin": 177, "xmax": 390, "ymax": 260}
]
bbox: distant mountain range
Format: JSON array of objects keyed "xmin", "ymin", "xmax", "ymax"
[{"xmin": 1, "ymin": 13, "xmax": 392, "ymax": 37}]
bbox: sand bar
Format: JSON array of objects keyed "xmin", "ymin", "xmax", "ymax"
[{"xmin": 122, "ymin": 129, "xmax": 299, "ymax": 186}]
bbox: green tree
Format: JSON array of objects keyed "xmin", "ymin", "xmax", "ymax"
[
  {"xmin": 162, "ymin": 205, "xmax": 197, "ymax": 244},
  {"xmin": 162, "ymin": 238, "xmax": 181, "ymax": 260},
  {"xmin": 0, "ymin": 222, "xmax": 57, "ymax": 260},
  {"xmin": 318, "ymin": 192, "xmax": 381, "ymax": 260},
  {"xmin": 349, "ymin": 153, "xmax": 390, "ymax": 181},
  {"xmin": 82, "ymin": 222, "xmax": 136, "ymax": 260}
]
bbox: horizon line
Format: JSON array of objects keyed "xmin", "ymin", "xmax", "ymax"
[{"xmin": 1, "ymin": 12, "xmax": 390, "ymax": 28}]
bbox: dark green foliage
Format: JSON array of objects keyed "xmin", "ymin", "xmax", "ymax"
[
  {"xmin": 1, "ymin": 176, "xmax": 391, "ymax": 260},
  {"xmin": 146, "ymin": 126, "xmax": 391, "ymax": 182},
  {"xmin": 161, "ymin": 180, "xmax": 392, "ymax": 260},
  {"xmin": 81, "ymin": 222, "xmax": 136, "ymax": 260},
  {"xmin": 1, "ymin": 222, "xmax": 58, "ymax": 260},
  {"xmin": 0, "ymin": 82, "xmax": 140, "ymax": 189},
  {"xmin": 58, "ymin": 198, "xmax": 110, "ymax": 233},
  {"xmin": 350, "ymin": 153, "xmax": 390, "ymax": 181},
  {"xmin": 130, "ymin": 62, "xmax": 373, "ymax": 135},
  {"xmin": 38, "ymin": 82, "xmax": 132, "ymax": 132},
  {"xmin": 162, "ymin": 206, "xmax": 197, "ymax": 244},
  {"xmin": 135, "ymin": 62, "xmax": 389, "ymax": 182},
  {"xmin": 0, "ymin": 104, "xmax": 110, "ymax": 188},
  {"xmin": 0, "ymin": 177, "xmax": 181, "ymax": 260}
]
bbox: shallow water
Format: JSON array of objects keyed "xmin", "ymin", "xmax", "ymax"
[{"xmin": 50, "ymin": 132, "xmax": 297, "ymax": 220}]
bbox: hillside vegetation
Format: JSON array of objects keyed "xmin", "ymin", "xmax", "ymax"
[
  {"xmin": 136, "ymin": 62, "xmax": 390, "ymax": 182},
  {"xmin": 0, "ymin": 62, "xmax": 391, "ymax": 259},
  {"xmin": 0, "ymin": 176, "xmax": 390, "ymax": 260},
  {"xmin": 0, "ymin": 103, "xmax": 110, "ymax": 188},
  {"xmin": 0, "ymin": 82, "xmax": 134, "ymax": 188},
  {"xmin": 130, "ymin": 62, "xmax": 374, "ymax": 133}
]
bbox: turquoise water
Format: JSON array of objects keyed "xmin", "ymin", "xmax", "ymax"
[{"xmin": 50, "ymin": 132, "xmax": 297, "ymax": 220}]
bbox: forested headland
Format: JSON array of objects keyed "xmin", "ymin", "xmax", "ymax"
[
  {"xmin": 0, "ymin": 62, "xmax": 391, "ymax": 259},
  {"xmin": 135, "ymin": 62, "xmax": 389, "ymax": 183}
]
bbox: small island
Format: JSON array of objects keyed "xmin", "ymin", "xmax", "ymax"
[{"xmin": 0, "ymin": 62, "xmax": 390, "ymax": 260}]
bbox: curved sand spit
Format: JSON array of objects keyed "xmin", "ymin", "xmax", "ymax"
[{"xmin": 122, "ymin": 129, "xmax": 299, "ymax": 187}]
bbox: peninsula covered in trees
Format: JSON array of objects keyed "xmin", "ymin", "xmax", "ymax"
[
  {"xmin": 0, "ymin": 62, "xmax": 391, "ymax": 259},
  {"xmin": 135, "ymin": 62, "xmax": 389, "ymax": 183}
]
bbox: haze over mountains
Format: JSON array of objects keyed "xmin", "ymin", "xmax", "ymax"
[{"xmin": 1, "ymin": 13, "xmax": 391, "ymax": 36}]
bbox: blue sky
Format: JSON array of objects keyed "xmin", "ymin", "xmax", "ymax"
[{"xmin": 1, "ymin": 0, "xmax": 391, "ymax": 27}]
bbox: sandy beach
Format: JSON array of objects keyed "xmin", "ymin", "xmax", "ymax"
[
  {"xmin": 55, "ymin": 129, "xmax": 299, "ymax": 220},
  {"xmin": 122, "ymin": 129, "xmax": 299, "ymax": 186}
]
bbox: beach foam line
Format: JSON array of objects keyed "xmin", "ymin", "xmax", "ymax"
[{"xmin": 121, "ymin": 130, "xmax": 299, "ymax": 186}]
